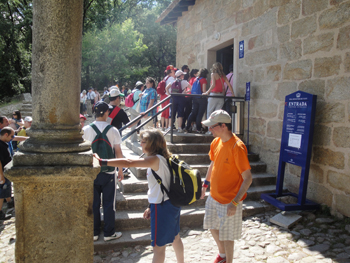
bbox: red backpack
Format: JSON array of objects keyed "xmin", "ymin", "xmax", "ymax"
[
  {"xmin": 125, "ymin": 91, "xmax": 136, "ymax": 107},
  {"xmin": 157, "ymin": 76, "xmax": 170, "ymax": 96}
]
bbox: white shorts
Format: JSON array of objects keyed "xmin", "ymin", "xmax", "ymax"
[{"xmin": 203, "ymin": 195, "xmax": 243, "ymax": 241}]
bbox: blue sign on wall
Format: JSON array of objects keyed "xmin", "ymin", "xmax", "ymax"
[
  {"xmin": 245, "ymin": 82, "xmax": 250, "ymax": 101},
  {"xmin": 239, "ymin": 40, "xmax": 244, "ymax": 59},
  {"xmin": 261, "ymin": 91, "xmax": 320, "ymax": 211}
]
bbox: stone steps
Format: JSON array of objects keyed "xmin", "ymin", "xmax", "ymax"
[
  {"xmin": 94, "ymin": 200, "xmax": 274, "ymax": 252},
  {"xmin": 115, "ymin": 185, "xmax": 279, "ymax": 211},
  {"xmin": 121, "ymin": 172, "xmax": 276, "ymax": 194},
  {"xmin": 20, "ymin": 101, "xmax": 32, "ymax": 117},
  {"xmin": 128, "ymin": 160, "xmax": 267, "ymax": 179}
]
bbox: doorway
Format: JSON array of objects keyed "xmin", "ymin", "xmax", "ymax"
[{"xmin": 216, "ymin": 44, "xmax": 233, "ymax": 74}]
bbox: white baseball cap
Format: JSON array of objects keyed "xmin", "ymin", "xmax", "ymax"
[
  {"xmin": 202, "ymin": 110, "xmax": 231, "ymax": 127},
  {"xmin": 109, "ymin": 88, "xmax": 125, "ymax": 98},
  {"xmin": 175, "ymin": 70, "xmax": 187, "ymax": 77},
  {"xmin": 24, "ymin": 116, "xmax": 32, "ymax": 122}
]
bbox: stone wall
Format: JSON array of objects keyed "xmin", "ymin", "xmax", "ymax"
[{"xmin": 175, "ymin": 0, "xmax": 350, "ymax": 217}]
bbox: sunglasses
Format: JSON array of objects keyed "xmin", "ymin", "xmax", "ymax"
[{"xmin": 209, "ymin": 123, "xmax": 221, "ymax": 129}]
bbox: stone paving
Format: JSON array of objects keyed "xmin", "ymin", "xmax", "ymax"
[
  {"xmin": 2, "ymin": 208, "xmax": 350, "ymax": 263},
  {"xmin": 91, "ymin": 209, "xmax": 350, "ymax": 263}
]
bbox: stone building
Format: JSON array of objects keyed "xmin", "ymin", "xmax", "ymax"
[{"xmin": 157, "ymin": 0, "xmax": 350, "ymax": 217}]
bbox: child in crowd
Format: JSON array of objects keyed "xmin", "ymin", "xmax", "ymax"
[{"xmin": 94, "ymin": 129, "xmax": 184, "ymax": 263}]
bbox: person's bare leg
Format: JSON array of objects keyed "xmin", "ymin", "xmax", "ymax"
[
  {"xmin": 224, "ymin": 240, "xmax": 234, "ymax": 263},
  {"xmin": 172, "ymin": 234, "xmax": 184, "ymax": 263},
  {"xmin": 177, "ymin": 117, "xmax": 183, "ymax": 130},
  {"xmin": 165, "ymin": 118, "xmax": 169, "ymax": 129},
  {"xmin": 152, "ymin": 245, "xmax": 166, "ymax": 263},
  {"xmin": 0, "ymin": 199, "xmax": 4, "ymax": 211},
  {"xmin": 210, "ymin": 229, "xmax": 225, "ymax": 254}
]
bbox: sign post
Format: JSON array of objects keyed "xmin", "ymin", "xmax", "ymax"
[
  {"xmin": 261, "ymin": 91, "xmax": 320, "ymax": 211},
  {"xmin": 245, "ymin": 82, "xmax": 250, "ymax": 152}
]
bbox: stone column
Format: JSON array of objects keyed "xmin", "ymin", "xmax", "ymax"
[{"xmin": 5, "ymin": 0, "xmax": 99, "ymax": 262}]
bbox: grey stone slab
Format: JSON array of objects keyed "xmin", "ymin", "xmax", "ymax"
[{"xmin": 270, "ymin": 212, "xmax": 302, "ymax": 229}]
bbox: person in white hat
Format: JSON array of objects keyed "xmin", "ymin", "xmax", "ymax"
[
  {"xmin": 200, "ymin": 109, "xmax": 252, "ymax": 263},
  {"xmin": 17, "ymin": 116, "xmax": 32, "ymax": 140},
  {"xmin": 108, "ymin": 88, "xmax": 129, "ymax": 136}
]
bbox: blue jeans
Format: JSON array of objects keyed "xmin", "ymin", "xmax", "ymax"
[
  {"xmin": 186, "ymin": 98, "xmax": 207, "ymax": 131},
  {"xmin": 93, "ymin": 172, "xmax": 116, "ymax": 237},
  {"xmin": 182, "ymin": 97, "xmax": 192, "ymax": 129},
  {"xmin": 171, "ymin": 97, "xmax": 185, "ymax": 119}
]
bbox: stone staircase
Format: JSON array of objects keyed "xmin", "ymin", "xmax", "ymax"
[
  {"xmin": 20, "ymin": 101, "xmax": 32, "ymax": 117},
  {"xmin": 93, "ymin": 132, "xmax": 278, "ymax": 252}
]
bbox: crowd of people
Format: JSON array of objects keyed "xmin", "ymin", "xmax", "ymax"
[
  {"xmin": 0, "ymin": 62, "xmax": 249, "ymax": 263},
  {"xmin": 79, "ymin": 61, "xmax": 235, "ymax": 138},
  {"xmin": 0, "ymin": 112, "xmax": 30, "ymax": 220},
  {"xmin": 77, "ymin": 62, "xmax": 249, "ymax": 263},
  {"xmin": 129, "ymin": 62, "xmax": 235, "ymax": 134}
]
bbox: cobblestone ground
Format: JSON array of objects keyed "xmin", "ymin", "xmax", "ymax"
[
  {"xmin": 92, "ymin": 209, "xmax": 350, "ymax": 263},
  {"xmin": 2, "ymin": 209, "xmax": 350, "ymax": 263}
]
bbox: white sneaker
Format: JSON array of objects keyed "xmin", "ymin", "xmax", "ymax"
[
  {"xmin": 205, "ymin": 131, "xmax": 212, "ymax": 135},
  {"xmin": 93, "ymin": 235, "xmax": 99, "ymax": 241},
  {"xmin": 193, "ymin": 124, "xmax": 197, "ymax": 130},
  {"xmin": 178, "ymin": 128, "xmax": 184, "ymax": 133},
  {"xmin": 104, "ymin": 232, "xmax": 122, "ymax": 242}
]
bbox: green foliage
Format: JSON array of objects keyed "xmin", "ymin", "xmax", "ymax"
[
  {"xmin": 0, "ymin": 0, "xmax": 176, "ymax": 97},
  {"xmin": 82, "ymin": 0, "xmax": 177, "ymax": 88},
  {"xmin": 132, "ymin": 7, "xmax": 177, "ymax": 83},
  {"xmin": 82, "ymin": 19, "xmax": 148, "ymax": 89},
  {"xmin": 0, "ymin": 0, "xmax": 32, "ymax": 100}
]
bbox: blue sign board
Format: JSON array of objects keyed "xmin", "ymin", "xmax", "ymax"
[
  {"xmin": 261, "ymin": 91, "xmax": 320, "ymax": 211},
  {"xmin": 239, "ymin": 41, "xmax": 244, "ymax": 59},
  {"xmin": 245, "ymin": 82, "xmax": 250, "ymax": 101}
]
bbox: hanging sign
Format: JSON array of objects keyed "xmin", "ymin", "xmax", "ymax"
[
  {"xmin": 245, "ymin": 82, "xmax": 250, "ymax": 101},
  {"xmin": 239, "ymin": 40, "xmax": 244, "ymax": 59}
]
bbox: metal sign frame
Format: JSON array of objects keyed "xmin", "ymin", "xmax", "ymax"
[{"xmin": 261, "ymin": 91, "xmax": 320, "ymax": 211}]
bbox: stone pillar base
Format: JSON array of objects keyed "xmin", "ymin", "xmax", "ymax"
[{"xmin": 5, "ymin": 156, "xmax": 99, "ymax": 263}]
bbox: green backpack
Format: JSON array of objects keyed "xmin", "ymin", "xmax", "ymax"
[{"xmin": 90, "ymin": 124, "xmax": 115, "ymax": 173}]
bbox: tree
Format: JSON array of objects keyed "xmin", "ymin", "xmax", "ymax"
[
  {"xmin": 81, "ymin": 0, "xmax": 177, "ymax": 88},
  {"xmin": 0, "ymin": 0, "xmax": 32, "ymax": 101},
  {"xmin": 132, "ymin": 6, "xmax": 177, "ymax": 83},
  {"xmin": 81, "ymin": 19, "xmax": 148, "ymax": 89}
]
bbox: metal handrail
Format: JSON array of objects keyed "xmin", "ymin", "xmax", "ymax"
[
  {"xmin": 119, "ymin": 93, "xmax": 245, "ymax": 143},
  {"xmin": 168, "ymin": 93, "xmax": 245, "ymax": 143},
  {"xmin": 120, "ymin": 96, "xmax": 172, "ymax": 141}
]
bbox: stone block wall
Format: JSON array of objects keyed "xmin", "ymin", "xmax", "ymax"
[{"xmin": 175, "ymin": 0, "xmax": 350, "ymax": 217}]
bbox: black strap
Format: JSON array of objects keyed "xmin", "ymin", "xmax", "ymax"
[
  {"xmin": 151, "ymin": 169, "xmax": 170, "ymax": 204},
  {"xmin": 224, "ymin": 74, "xmax": 234, "ymax": 102}
]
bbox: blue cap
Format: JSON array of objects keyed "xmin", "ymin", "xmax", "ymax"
[{"xmin": 94, "ymin": 101, "xmax": 112, "ymax": 114}]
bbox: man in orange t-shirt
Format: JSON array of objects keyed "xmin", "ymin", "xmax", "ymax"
[{"xmin": 201, "ymin": 110, "xmax": 252, "ymax": 263}]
